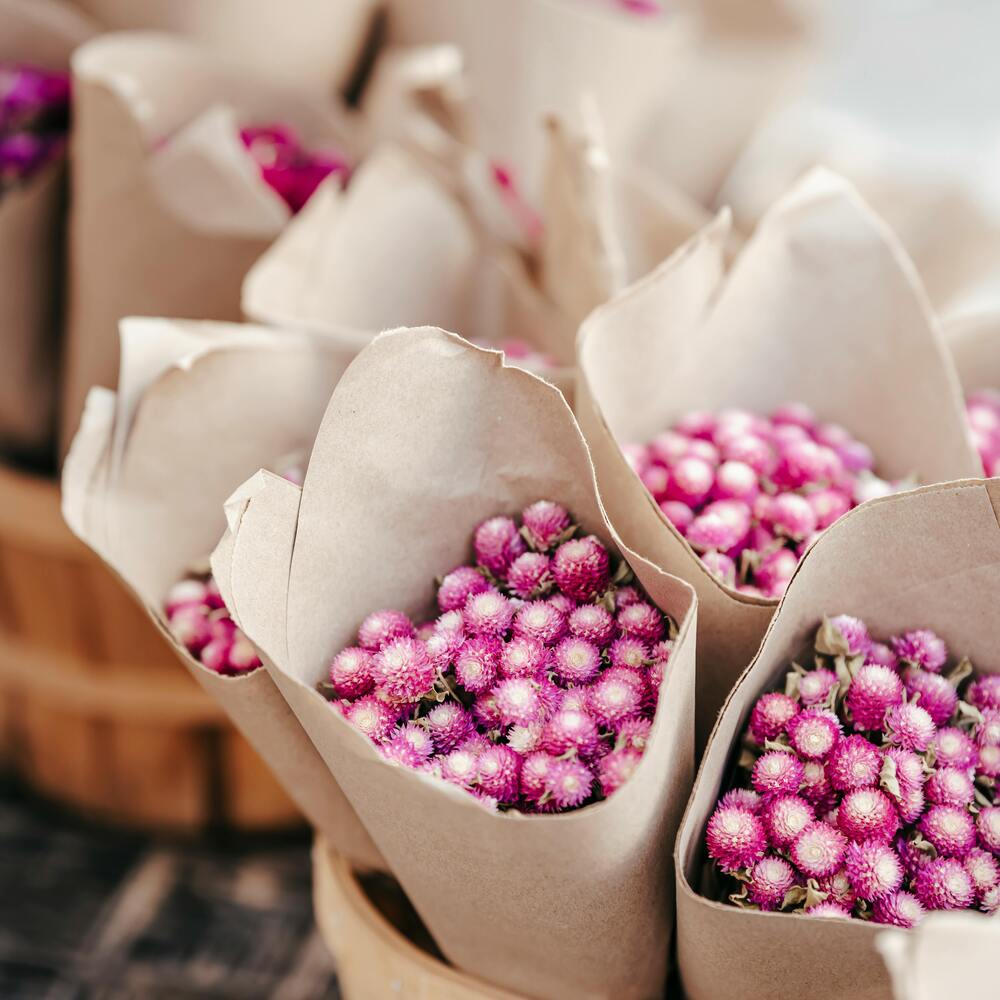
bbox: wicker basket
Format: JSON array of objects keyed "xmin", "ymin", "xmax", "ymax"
[
  {"xmin": 313, "ymin": 837, "xmax": 524, "ymax": 1000},
  {"xmin": 0, "ymin": 460, "xmax": 300, "ymax": 830}
]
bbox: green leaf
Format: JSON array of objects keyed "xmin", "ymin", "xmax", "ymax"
[{"xmin": 815, "ymin": 617, "xmax": 852, "ymax": 657}]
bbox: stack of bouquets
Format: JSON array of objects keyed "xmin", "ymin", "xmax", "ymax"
[
  {"xmin": 213, "ymin": 327, "xmax": 696, "ymax": 999},
  {"xmin": 576, "ymin": 169, "xmax": 981, "ymax": 743},
  {"xmin": 675, "ymin": 479, "xmax": 1000, "ymax": 1000},
  {"xmin": 62, "ymin": 316, "xmax": 381, "ymax": 868},
  {"xmin": 0, "ymin": 0, "xmax": 91, "ymax": 458}
]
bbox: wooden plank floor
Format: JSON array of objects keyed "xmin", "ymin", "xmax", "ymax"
[{"xmin": 0, "ymin": 776, "xmax": 339, "ymax": 999}]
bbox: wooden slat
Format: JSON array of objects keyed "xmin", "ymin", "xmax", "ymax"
[{"xmin": 220, "ymin": 728, "xmax": 301, "ymax": 829}]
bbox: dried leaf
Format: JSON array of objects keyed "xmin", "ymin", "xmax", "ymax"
[
  {"xmin": 784, "ymin": 671, "xmax": 801, "ymax": 699},
  {"xmin": 879, "ymin": 754, "xmax": 902, "ymax": 800},
  {"xmin": 782, "ymin": 885, "xmax": 809, "ymax": 909},
  {"xmin": 815, "ymin": 617, "xmax": 851, "ymax": 657},
  {"xmin": 764, "ymin": 738, "xmax": 793, "ymax": 753},
  {"xmin": 947, "ymin": 656, "xmax": 975, "ymax": 688}
]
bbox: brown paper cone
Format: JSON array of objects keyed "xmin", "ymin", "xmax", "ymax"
[
  {"xmin": 69, "ymin": 0, "xmax": 377, "ymax": 95},
  {"xmin": 59, "ymin": 30, "xmax": 356, "ymax": 456},
  {"xmin": 214, "ymin": 327, "xmax": 697, "ymax": 1000},
  {"xmin": 576, "ymin": 169, "xmax": 981, "ymax": 750},
  {"xmin": 61, "ymin": 317, "xmax": 382, "ymax": 869},
  {"xmin": 242, "ymin": 145, "xmax": 576, "ymax": 393},
  {"xmin": 946, "ymin": 311, "xmax": 1000, "ymax": 398},
  {"xmin": 674, "ymin": 478, "xmax": 1000, "ymax": 1000},
  {"xmin": 0, "ymin": 0, "xmax": 94, "ymax": 457}
]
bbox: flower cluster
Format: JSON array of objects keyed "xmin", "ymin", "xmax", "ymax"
[
  {"xmin": 164, "ymin": 573, "xmax": 262, "ymax": 675},
  {"xmin": 239, "ymin": 123, "xmax": 351, "ymax": 213},
  {"xmin": 966, "ymin": 390, "xmax": 1000, "ymax": 476},
  {"xmin": 705, "ymin": 615, "xmax": 1000, "ymax": 925},
  {"xmin": 624, "ymin": 403, "xmax": 908, "ymax": 597},
  {"xmin": 321, "ymin": 501, "xmax": 674, "ymax": 813},
  {"xmin": 0, "ymin": 62, "xmax": 70, "ymax": 192}
]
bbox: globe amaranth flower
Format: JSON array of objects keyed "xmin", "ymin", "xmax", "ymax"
[
  {"xmin": 474, "ymin": 515, "xmax": 526, "ymax": 575},
  {"xmin": 505, "ymin": 552, "xmax": 552, "ymax": 599},
  {"xmin": 493, "ymin": 677, "xmax": 544, "ymax": 727},
  {"xmin": 749, "ymin": 692, "xmax": 800, "ymax": 744},
  {"xmin": 607, "ymin": 636, "xmax": 650, "ymax": 671},
  {"xmin": 546, "ymin": 758, "xmax": 594, "ymax": 809},
  {"xmin": 977, "ymin": 806, "xmax": 1000, "ymax": 855},
  {"xmin": 827, "ymin": 615, "xmax": 872, "ymax": 657},
  {"xmin": 440, "ymin": 747, "xmax": 481, "ymax": 789},
  {"xmin": 520, "ymin": 751, "xmax": 558, "ymax": 802},
  {"xmin": 747, "ymin": 855, "xmax": 798, "ymax": 910},
  {"xmin": 463, "ymin": 589, "xmax": 515, "ymax": 637},
  {"xmin": 345, "ymin": 696, "xmax": 397, "ymax": 743},
  {"xmin": 914, "ymin": 857, "xmax": 974, "ymax": 910},
  {"xmin": 372, "ymin": 637, "xmax": 436, "ymax": 705},
  {"xmin": 903, "ymin": 668, "xmax": 958, "ymax": 727},
  {"xmin": 925, "ymin": 767, "xmax": 975, "ymax": 808},
  {"xmin": 791, "ymin": 822, "xmax": 848, "ymax": 879},
  {"xmin": 844, "ymin": 840, "xmax": 903, "ymax": 901},
  {"xmin": 968, "ymin": 675, "xmax": 1000, "ymax": 712},
  {"xmin": 437, "ymin": 565, "xmax": 489, "ymax": 613},
  {"xmin": 872, "ymin": 891, "xmax": 925, "ymax": 928},
  {"xmin": 827, "ymin": 735, "xmax": 882, "ymax": 791},
  {"xmin": 542, "ymin": 709, "xmax": 601, "ymax": 758},
  {"xmin": 425, "ymin": 702, "xmax": 477, "ymax": 753},
  {"xmin": 977, "ymin": 707, "xmax": 1000, "ymax": 747},
  {"xmin": 357, "ymin": 609, "xmax": 415, "ymax": 651},
  {"xmin": 846, "ymin": 663, "xmax": 903, "ymax": 731},
  {"xmin": 817, "ymin": 868, "xmax": 856, "ymax": 908},
  {"xmin": 752, "ymin": 751, "xmax": 805, "ymax": 797},
  {"xmin": 798, "ymin": 668, "xmax": 837, "ymax": 707},
  {"xmin": 597, "ymin": 747, "xmax": 643, "ymax": 797},
  {"xmin": 476, "ymin": 745, "xmax": 522, "ymax": 803},
  {"xmin": 720, "ymin": 787, "xmax": 762, "ymax": 814},
  {"xmin": 551, "ymin": 637, "xmax": 602, "ymax": 685},
  {"xmin": 933, "ymin": 727, "xmax": 979, "ymax": 771},
  {"xmin": 837, "ymin": 788, "xmax": 900, "ymax": 843},
  {"xmin": 567, "ymin": 603, "xmax": 616, "ymax": 646},
  {"xmin": 891, "ymin": 629, "xmax": 948, "ymax": 673},
  {"xmin": 706, "ymin": 805, "xmax": 768, "ymax": 872},
  {"xmin": 328, "ymin": 647, "xmax": 375, "ymax": 698},
  {"xmin": 964, "ymin": 848, "xmax": 1000, "ymax": 901},
  {"xmin": 520, "ymin": 500, "xmax": 573, "ymax": 551},
  {"xmin": 787, "ymin": 709, "xmax": 841, "ymax": 760},
  {"xmin": 499, "ymin": 635, "xmax": 547, "ymax": 679},
  {"xmin": 513, "ymin": 600, "xmax": 567, "ymax": 646},
  {"xmin": 453, "ymin": 636, "xmax": 500, "ymax": 695},
  {"xmin": 616, "ymin": 602, "xmax": 665, "ymax": 643},
  {"xmin": 804, "ymin": 901, "xmax": 852, "ymax": 920},
  {"xmin": 551, "ymin": 536, "xmax": 611, "ymax": 601},
  {"xmin": 762, "ymin": 794, "xmax": 814, "ymax": 849},
  {"xmin": 587, "ymin": 671, "xmax": 645, "ymax": 727},
  {"xmin": 884, "ymin": 702, "xmax": 937, "ymax": 752},
  {"xmin": 614, "ymin": 717, "xmax": 653, "ymax": 752}
]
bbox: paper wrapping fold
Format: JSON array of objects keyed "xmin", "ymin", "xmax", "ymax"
[
  {"xmin": 576, "ymin": 169, "xmax": 981, "ymax": 749},
  {"xmin": 242, "ymin": 145, "xmax": 575, "ymax": 394},
  {"xmin": 61, "ymin": 317, "xmax": 382, "ymax": 870},
  {"xmin": 214, "ymin": 327, "xmax": 697, "ymax": 1000},
  {"xmin": 946, "ymin": 311, "xmax": 1000, "ymax": 400},
  {"xmin": 0, "ymin": 0, "xmax": 93, "ymax": 457},
  {"xmin": 69, "ymin": 0, "xmax": 376, "ymax": 95},
  {"xmin": 674, "ymin": 478, "xmax": 1000, "ymax": 1000},
  {"xmin": 59, "ymin": 31, "xmax": 356, "ymax": 455},
  {"xmin": 385, "ymin": 0, "xmax": 810, "ymax": 205}
]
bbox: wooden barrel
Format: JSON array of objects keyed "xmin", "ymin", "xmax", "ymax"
[
  {"xmin": 0, "ymin": 460, "xmax": 300, "ymax": 830},
  {"xmin": 312, "ymin": 837, "xmax": 524, "ymax": 1000}
]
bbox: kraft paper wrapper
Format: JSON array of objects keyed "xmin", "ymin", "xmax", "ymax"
[
  {"xmin": 674, "ymin": 478, "xmax": 1000, "ymax": 1000},
  {"xmin": 59, "ymin": 31, "xmax": 356, "ymax": 456},
  {"xmin": 576, "ymin": 169, "xmax": 980, "ymax": 750},
  {"xmin": 70, "ymin": 0, "xmax": 376, "ymax": 95},
  {"xmin": 242, "ymin": 145, "xmax": 575, "ymax": 395},
  {"xmin": 0, "ymin": 0, "xmax": 93, "ymax": 457},
  {"xmin": 876, "ymin": 913, "xmax": 1000, "ymax": 1000},
  {"xmin": 946, "ymin": 311, "xmax": 1000, "ymax": 401},
  {"xmin": 720, "ymin": 107, "xmax": 1000, "ymax": 315},
  {"xmin": 61, "ymin": 317, "xmax": 382, "ymax": 870},
  {"xmin": 385, "ymin": 0, "xmax": 809, "ymax": 204},
  {"xmin": 215, "ymin": 327, "xmax": 697, "ymax": 1000}
]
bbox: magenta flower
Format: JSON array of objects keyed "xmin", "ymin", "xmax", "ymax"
[
  {"xmin": 357, "ymin": 609, "xmax": 415, "ymax": 652},
  {"xmin": 977, "ymin": 707, "xmax": 1000, "ymax": 747},
  {"xmin": 884, "ymin": 702, "xmax": 936, "ymax": 752},
  {"xmin": 453, "ymin": 636, "xmax": 500, "ymax": 695},
  {"xmin": 720, "ymin": 788, "xmax": 762, "ymax": 813},
  {"xmin": 872, "ymin": 891, "xmax": 925, "ymax": 928},
  {"xmin": 437, "ymin": 565, "xmax": 489, "ymax": 613},
  {"xmin": 914, "ymin": 857, "xmax": 974, "ymax": 910},
  {"xmin": 440, "ymin": 747, "xmax": 481, "ymax": 789},
  {"xmin": 614, "ymin": 717, "xmax": 653, "ymax": 752},
  {"xmin": 551, "ymin": 536, "xmax": 611, "ymax": 601},
  {"xmin": 546, "ymin": 758, "xmax": 594, "ymax": 809},
  {"xmin": 827, "ymin": 615, "xmax": 872, "ymax": 657},
  {"xmin": 587, "ymin": 671, "xmax": 644, "ymax": 727},
  {"xmin": 547, "ymin": 637, "xmax": 599, "ymax": 685},
  {"xmin": 846, "ymin": 663, "xmax": 903, "ymax": 731},
  {"xmin": 664, "ymin": 456, "xmax": 715, "ymax": 508},
  {"xmin": 520, "ymin": 751, "xmax": 558, "ymax": 802},
  {"xmin": 567, "ymin": 604, "xmax": 616, "ymax": 646},
  {"xmin": 786, "ymin": 709, "xmax": 841, "ymax": 760},
  {"xmin": 762, "ymin": 794, "xmax": 814, "ymax": 849},
  {"xmin": 597, "ymin": 747, "xmax": 643, "ymax": 797},
  {"xmin": 425, "ymin": 702, "xmax": 476, "ymax": 753},
  {"xmin": 607, "ymin": 636, "xmax": 650, "ymax": 671},
  {"xmin": 513, "ymin": 600, "xmax": 567, "ymax": 646},
  {"xmin": 968, "ymin": 675, "xmax": 1000, "ymax": 711},
  {"xmin": 804, "ymin": 901, "xmax": 852, "ymax": 920},
  {"xmin": 837, "ymin": 788, "xmax": 900, "ymax": 843},
  {"xmin": 891, "ymin": 629, "xmax": 948, "ymax": 673},
  {"xmin": 542, "ymin": 709, "xmax": 601, "ymax": 758},
  {"xmin": 706, "ymin": 805, "xmax": 768, "ymax": 873},
  {"xmin": 791, "ymin": 822, "xmax": 848, "ymax": 879},
  {"xmin": 493, "ymin": 677, "xmax": 544, "ymax": 727},
  {"xmin": 328, "ymin": 646, "xmax": 375, "ymax": 699},
  {"xmin": 505, "ymin": 552, "xmax": 552, "ymax": 599},
  {"xmin": 476, "ymin": 745, "xmax": 522, "ymax": 803},
  {"xmin": 463, "ymin": 589, "xmax": 515, "ymax": 637},
  {"xmin": 372, "ymin": 636, "xmax": 435, "ymax": 704},
  {"xmin": 747, "ymin": 856, "xmax": 798, "ymax": 910},
  {"xmin": 345, "ymin": 696, "xmax": 397, "ymax": 743},
  {"xmin": 932, "ymin": 727, "xmax": 979, "ymax": 771},
  {"xmin": 925, "ymin": 768, "xmax": 975, "ymax": 808},
  {"xmin": 976, "ymin": 806, "xmax": 1000, "ymax": 855},
  {"xmin": 499, "ymin": 635, "xmax": 547, "ymax": 679},
  {"xmin": 766, "ymin": 493, "xmax": 818, "ymax": 543},
  {"xmin": 798, "ymin": 668, "xmax": 837, "ymax": 707},
  {"xmin": 520, "ymin": 500, "xmax": 572, "ymax": 551},
  {"xmin": 827, "ymin": 735, "xmax": 882, "ymax": 792},
  {"xmin": 903, "ymin": 668, "xmax": 958, "ymax": 726},
  {"xmin": 169, "ymin": 606, "xmax": 212, "ymax": 655},
  {"xmin": 749, "ymin": 692, "xmax": 800, "ymax": 745},
  {"xmin": 844, "ymin": 840, "xmax": 903, "ymax": 901},
  {"xmin": 817, "ymin": 869, "xmax": 856, "ymax": 908},
  {"xmin": 472, "ymin": 515, "xmax": 527, "ymax": 576},
  {"xmin": 616, "ymin": 602, "xmax": 665, "ymax": 643},
  {"xmin": 751, "ymin": 751, "xmax": 805, "ymax": 797},
  {"xmin": 865, "ymin": 642, "xmax": 899, "ymax": 669}
]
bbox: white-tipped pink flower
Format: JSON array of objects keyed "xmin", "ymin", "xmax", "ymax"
[
  {"xmin": 616, "ymin": 602, "xmax": 665, "ymax": 643},
  {"xmin": 747, "ymin": 856, "xmax": 798, "ymax": 910},
  {"xmin": 844, "ymin": 840, "xmax": 903, "ymax": 901},
  {"xmin": 798, "ymin": 668, "xmax": 837, "ymax": 707},
  {"xmin": 546, "ymin": 758, "xmax": 594, "ymax": 809},
  {"xmin": 437, "ymin": 566, "xmax": 489, "ymax": 613},
  {"xmin": 587, "ymin": 671, "xmax": 644, "ymax": 727},
  {"xmin": 926, "ymin": 768, "xmax": 975, "ymax": 808},
  {"xmin": 476, "ymin": 745, "xmax": 522, "ymax": 803},
  {"xmin": 791, "ymin": 822, "xmax": 848, "ymax": 879},
  {"xmin": 766, "ymin": 493, "xmax": 818, "ymax": 543},
  {"xmin": 426, "ymin": 702, "xmax": 476, "ymax": 753},
  {"xmin": 551, "ymin": 536, "xmax": 611, "ymax": 601},
  {"xmin": 567, "ymin": 604, "xmax": 616, "ymax": 646},
  {"xmin": 463, "ymin": 589, "xmax": 515, "ymax": 637},
  {"xmin": 846, "ymin": 663, "xmax": 903, "ymax": 731},
  {"xmin": 358, "ymin": 609, "xmax": 415, "ymax": 652},
  {"xmin": 872, "ymin": 890, "xmax": 925, "ymax": 928},
  {"xmin": 827, "ymin": 735, "xmax": 882, "ymax": 791},
  {"xmin": 884, "ymin": 702, "xmax": 937, "ymax": 752},
  {"xmin": 597, "ymin": 747, "xmax": 642, "ymax": 797},
  {"xmin": 474, "ymin": 515, "xmax": 526, "ymax": 575},
  {"xmin": 751, "ymin": 751, "xmax": 805, "ymax": 797},
  {"xmin": 891, "ymin": 629, "xmax": 948, "ymax": 673},
  {"xmin": 520, "ymin": 500, "xmax": 572, "ymax": 551},
  {"xmin": 904, "ymin": 668, "xmax": 958, "ymax": 726},
  {"xmin": 505, "ymin": 552, "xmax": 553, "ymax": 599},
  {"xmin": 493, "ymin": 677, "xmax": 544, "ymax": 727},
  {"xmin": 372, "ymin": 637, "xmax": 435, "ymax": 704},
  {"xmin": 542, "ymin": 708, "xmax": 600, "ymax": 758},
  {"xmin": 837, "ymin": 788, "xmax": 900, "ymax": 843},
  {"xmin": 762, "ymin": 794, "xmax": 814, "ymax": 849},
  {"xmin": 165, "ymin": 578, "xmax": 209, "ymax": 617},
  {"xmin": 664, "ymin": 455, "xmax": 715, "ymax": 508},
  {"xmin": 169, "ymin": 605, "xmax": 212, "ymax": 655},
  {"xmin": 499, "ymin": 635, "xmax": 547, "ymax": 679},
  {"xmin": 706, "ymin": 805, "xmax": 768, "ymax": 873},
  {"xmin": 786, "ymin": 709, "xmax": 841, "ymax": 760},
  {"xmin": 329, "ymin": 647, "xmax": 375, "ymax": 699},
  {"xmin": 552, "ymin": 637, "xmax": 602, "ymax": 686},
  {"xmin": 345, "ymin": 696, "xmax": 397, "ymax": 743},
  {"xmin": 914, "ymin": 857, "xmax": 974, "ymax": 910},
  {"xmin": 932, "ymin": 727, "xmax": 979, "ymax": 770},
  {"xmin": 513, "ymin": 600, "xmax": 567, "ymax": 646},
  {"xmin": 976, "ymin": 806, "xmax": 1000, "ymax": 855},
  {"xmin": 749, "ymin": 692, "xmax": 799, "ymax": 744}
]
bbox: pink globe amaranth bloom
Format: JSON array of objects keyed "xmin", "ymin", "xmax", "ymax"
[
  {"xmin": 454, "ymin": 636, "xmax": 500, "ymax": 695},
  {"xmin": 506, "ymin": 552, "xmax": 552, "ymax": 599},
  {"xmin": 978, "ymin": 744, "xmax": 1000, "ymax": 779},
  {"xmin": 546, "ymin": 758, "xmax": 594, "ymax": 809},
  {"xmin": 787, "ymin": 709, "xmax": 842, "ymax": 760},
  {"xmin": 494, "ymin": 677, "xmax": 544, "ymax": 727},
  {"xmin": 791, "ymin": 821, "xmax": 848, "ymax": 879},
  {"xmin": 747, "ymin": 855, "xmax": 798, "ymax": 910},
  {"xmin": 847, "ymin": 663, "xmax": 904, "ymax": 732},
  {"xmin": 551, "ymin": 637, "xmax": 602, "ymax": 685},
  {"xmin": 382, "ymin": 723, "xmax": 434, "ymax": 767},
  {"xmin": 228, "ymin": 633, "xmax": 261, "ymax": 672},
  {"xmin": 807, "ymin": 488, "xmax": 853, "ymax": 531},
  {"xmin": 926, "ymin": 767, "xmax": 975, "ymax": 808},
  {"xmin": 818, "ymin": 868, "xmax": 856, "ymax": 908},
  {"xmin": 597, "ymin": 747, "xmax": 643, "ymax": 797},
  {"xmin": 805, "ymin": 901, "xmax": 852, "ymax": 920},
  {"xmin": 476, "ymin": 745, "xmax": 522, "ymax": 803},
  {"xmin": 521, "ymin": 500, "xmax": 572, "ymax": 551},
  {"xmin": 345, "ymin": 696, "xmax": 397, "ymax": 743},
  {"xmin": 933, "ymin": 727, "xmax": 979, "ymax": 770},
  {"xmin": 827, "ymin": 615, "xmax": 872, "ymax": 657},
  {"xmin": 827, "ymin": 735, "xmax": 882, "ymax": 791},
  {"xmin": 713, "ymin": 460, "xmax": 760, "ymax": 504},
  {"xmin": 904, "ymin": 668, "xmax": 958, "ymax": 727},
  {"xmin": 639, "ymin": 464, "xmax": 670, "ymax": 500},
  {"xmin": 358, "ymin": 609, "xmax": 415, "ymax": 652},
  {"xmin": 762, "ymin": 794, "xmax": 814, "ymax": 849},
  {"xmin": 675, "ymin": 409, "xmax": 716, "ymax": 440},
  {"xmin": 435, "ymin": 609, "xmax": 465, "ymax": 635},
  {"xmin": 542, "ymin": 709, "xmax": 601, "ymax": 758},
  {"xmin": 844, "ymin": 840, "xmax": 903, "ymax": 901},
  {"xmin": 983, "ymin": 884, "xmax": 1000, "ymax": 915},
  {"xmin": 721, "ymin": 433, "xmax": 775, "ymax": 477},
  {"xmin": 328, "ymin": 646, "xmax": 375, "ymax": 699},
  {"xmin": 200, "ymin": 638, "xmax": 232, "ymax": 673},
  {"xmin": 513, "ymin": 600, "xmax": 567, "ymax": 646},
  {"xmin": 968, "ymin": 675, "xmax": 1000, "ymax": 712},
  {"xmin": 918, "ymin": 805, "xmax": 976, "ymax": 858},
  {"xmin": 165, "ymin": 578, "xmax": 209, "ymax": 617},
  {"xmin": 613, "ymin": 586, "xmax": 643, "ymax": 609},
  {"xmin": 800, "ymin": 760, "xmax": 834, "ymax": 811},
  {"xmin": 440, "ymin": 747, "xmax": 481, "ymax": 789},
  {"xmin": 587, "ymin": 671, "xmax": 644, "ymax": 727},
  {"xmin": 914, "ymin": 857, "xmax": 974, "ymax": 910},
  {"xmin": 664, "ymin": 455, "xmax": 715, "ymax": 507},
  {"xmin": 537, "ymin": 677, "xmax": 563, "ymax": 717},
  {"xmin": 977, "ymin": 707, "xmax": 1000, "ymax": 747},
  {"xmin": 424, "ymin": 626, "xmax": 464, "ymax": 671},
  {"xmin": 720, "ymin": 787, "xmax": 762, "ymax": 813},
  {"xmin": 885, "ymin": 746, "xmax": 926, "ymax": 790},
  {"xmin": 749, "ymin": 691, "xmax": 800, "ymax": 744},
  {"xmin": 771, "ymin": 401, "xmax": 817, "ymax": 432},
  {"xmin": 687, "ymin": 439, "xmax": 720, "ymax": 466},
  {"xmin": 753, "ymin": 548, "xmax": 798, "ymax": 594},
  {"xmin": 615, "ymin": 716, "xmax": 653, "ymax": 752},
  {"xmin": 425, "ymin": 702, "xmax": 476, "ymax": 753},
  {"xmin": 701, "ymin": 550, "xmax": 737, "ymax": 587},
  {"xmin": 559, "ymin": 688, "xmax": 590, "ymax": 714},
  {"xmin": 380, "ymin": 736, "xmax": 426, "ymax": 768},
  {"xmin": 474, "ymin": 515, "xmax": 526, "ymax": 575},
  {"xmin": 472, "ymin": 690, "xmax": 503, "ymax": 729},
  {"xmin": 551, "ymin": 536, "xmax": 611, "ymax": 601},
  {"xmin": 751, "ymin": 751, "xmax": 805, "ymax": 797},
  {"xmin": 977, "ymin": 806, "xmax": 1000, "ymax": 855},
  {"xmin": 865, "ymin": 642, "xmax": 898, "ymax": 669},
  {"xmin": 773, "ymin": 439, "xmax": 835, "ymax": 490},
  {"xmin": 567, "ymin": 604, "xmax": 616, "ymax": 646},
  {"xmin": 649, "ymin": 429, "xmax": 688, "ymax": 466},
  {"xmin": 798, "ymin": 668, "xmax": 837, "ymax": 707},
  {"xmin": 659, "ymin": 499, "xmax": 694, "ymax": 534},
  {"xmin": 891, "ymin": 629, "xmax": 948, "ymax": 673},
  {"xmin": 464, "ymin": 589, "xmax": 515, "ymax": 638},
  {"xmin": 500, "ymin": 635, "xmax": 547, "ymax": 679},
  {"xmin": 209, "ymin": 614, "xmax": 237, "ymax": 643},
  {"xmin": 838, "ymin": 788, "xmax": 900, "ymax": 843},
  {"xmin": 616, "ymin": 602, "xmax": 665, "ymax": 644},
  {"xmin": 520, "ymin": 751, "xmax": 558, "ymax": 801},
  {"xmin": 372, "ymin": 637, "xmax": 435, "ymax": 704},
  {"xmin": 884, "ymin": 702, "xmax": 937, "ymax": 752},
  {"xmin": 706, "ymin": 805, "xmax": 768, "ymax": 873},
  {"xmin": 437, "ymin": 566, "xmax": 489, "ymax": 613},
  {"xmin": 507, "ymin": 722, "xmax": 543, "ymax": 755},
  {"xmin": 607, "ymin": 635, "xmax": 650, "ymax": 671},
  {"xmin": 767, "ymin": 493, "xmax": 818, "ymax": 543},
  {"xmin": 872, "ymin": 890, "xmax": 925, "ymax": 928},
  {"xmin": 169, "ymin": 606, "xmax": 212, "ymax": 655},
  {"xmin": 964, "ymin": 847, "xmax": 1000, "ymax": 901},
  {"xmin": 686, "ymin": 506, "xmax": 747, "ymax": 554},
  {"xmin": 836, "ymin": 439, "xmax": 876, "ymax": 474},
  {"xmin": 897, "ymin": 786, "xmax": 927, "ymax": 825}
]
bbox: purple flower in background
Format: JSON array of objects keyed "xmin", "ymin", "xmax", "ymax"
[{"xmin": 0, "ymin": 62, "xmax": 71, "ymax": 191}]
